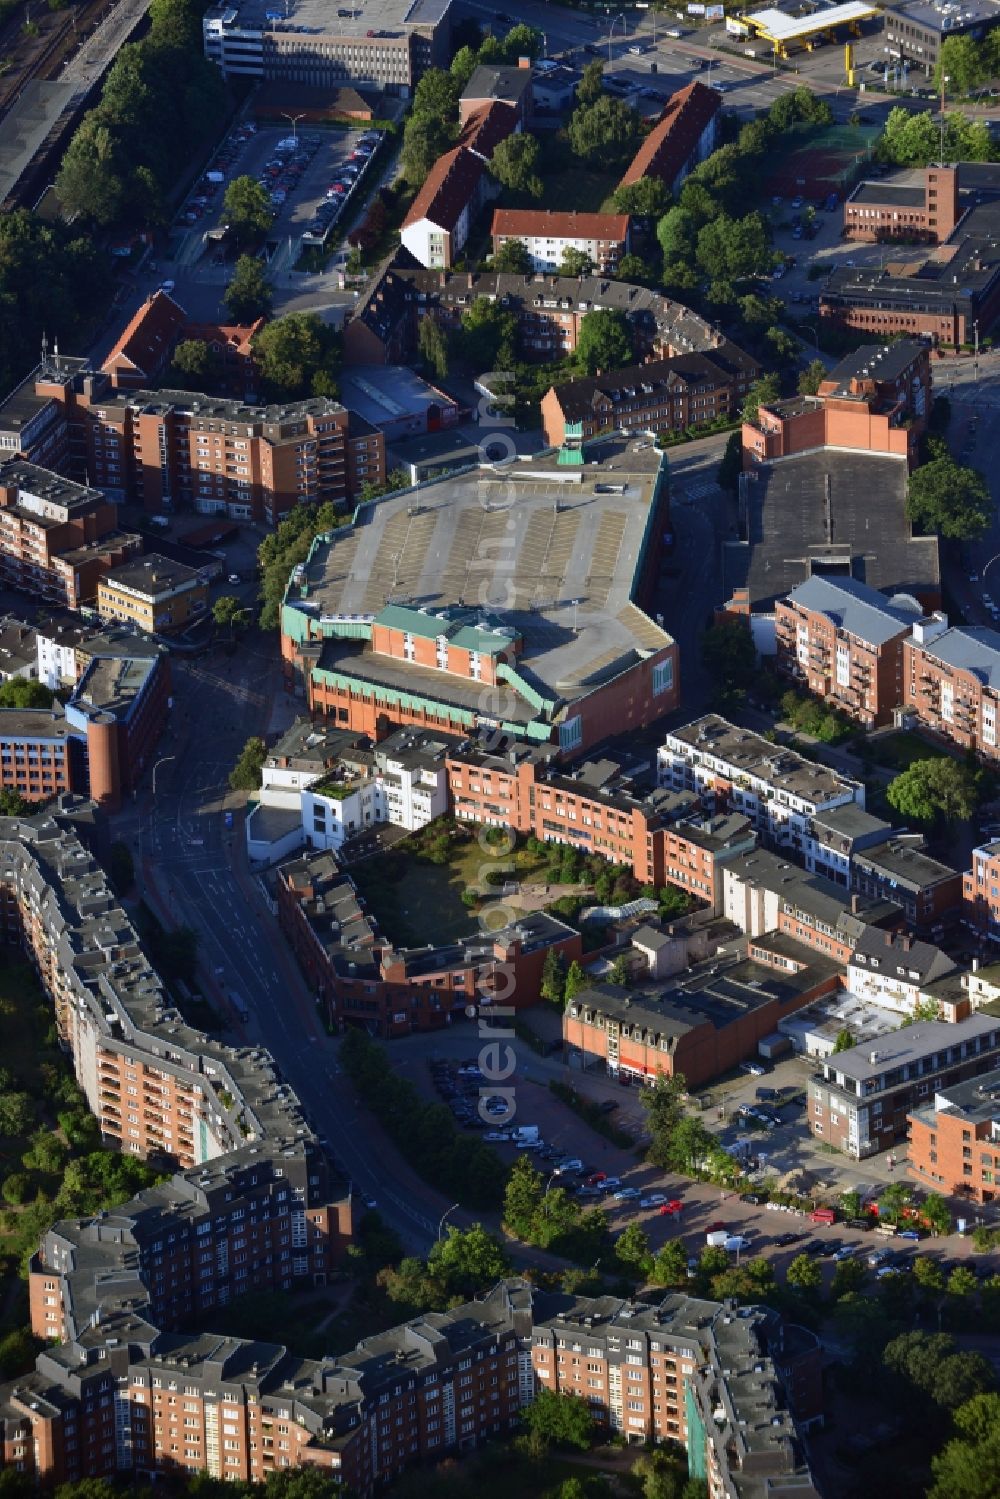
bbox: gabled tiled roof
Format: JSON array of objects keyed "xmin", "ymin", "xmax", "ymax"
[
  {"xmin": 620, "ymin": 80, "xmax": 722, "ymax": 189},
  {"xmin": 458, "ymin": 101, "xmax": 518, "ymax": 161},
  {"xmin": 101, "ymin": 291, "xmax": 187, "ymax": 382},
  {"xmin": 402, "ymin": 146, "xmax": 485, "ymax": 233},
  {"xmin": 547, "ymin": 346, "xmax": 759, "ymax": 423},
  {"xmin": 491, "ymin": 208, "xmax": 629, "ymax": 242}
]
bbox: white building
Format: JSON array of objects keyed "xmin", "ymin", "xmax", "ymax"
[
  {"xmin": 247, "ymin": 723, "xmax": 452, "ymax": 864},
  {"xmin": 846, "ymin": 927, "xmax": 957, "ymax": 1018},
  {"xmin": 658, "ymin": 715, "xmax": 864, "ymax": 865},
  {"xmin": 490, "ymin": 209, "xmax": 631, "ymax": 274}
]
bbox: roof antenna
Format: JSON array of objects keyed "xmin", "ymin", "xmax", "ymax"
[
  {"xmin": 40, "ymin": 331, "xmax": 48, "ymax": 368},
  {"xmin": 53, "ymin": 335, "xmax": 60, "ymax": 372}
]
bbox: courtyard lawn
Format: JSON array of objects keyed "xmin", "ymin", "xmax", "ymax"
[
  {"xmin": 871, "ymin": 731, "xmax": 957, "ymax": 771},
  {"xmin": 348, "ymin": 829, "xmax": 561, "ymax": 950}
]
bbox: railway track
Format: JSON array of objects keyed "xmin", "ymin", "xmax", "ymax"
[{"xmin": 0, "ymin": 0, "xmax": 117, "ymax": 125}]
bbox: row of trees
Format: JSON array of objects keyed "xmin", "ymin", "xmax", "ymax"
[
  {"xmin": 378, "ymin": 1222, "xmax": 510, "ymax": 1314},
  {"xmin": 55, "ymin": 0, "xmax": 228, "ymax": 227},
  {"xmin": 641, "ymin": 1074, "xmax": 742, "ymax": 1186},
  {"xmin": 503, "ymin": 1155, "xmax": 608, "ymax": 1261},
  {"xmin": 341, "ymin": 1028, "xmax": 508, "ymax": 1209},
  {"xmin": 878, "ymin": 104, "xmax": 996, "ymax": 166}
]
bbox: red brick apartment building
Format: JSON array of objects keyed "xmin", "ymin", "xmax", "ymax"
[
  {"xmin": 0, "ymin": 1280, "xmax": 819, "ymax": 1494},
  {"xmin": 491, "ymin": 209, "xmax": 631, "ymax": 273},
  {"xmin": 618, "ymin": 80, "xmax": 722, "ymax": 195},
  {"xmin": 0, "ymin": 459, "xmax": 140, "ymax": 608},
  {"xmin": 775, "ymin": 574, "xmax": 920, "ymax": 728},
  {"xmin": 563, "ymin": 942, "xmax": 838, "ymax": 1089},
  {"xmin": 277, "ymin": 847, "xmax": 582, "ymax": 1034},
  {"xmin": 902, "ymin": 616, "xmax": 1000, "ymax": 761},
  {"xmin": 63, "ymin": 643, "xmax": 171, "ymax": 811},
  {"xmin": 0, "ymin": 364, "xmax": 385, "ymax": 523},
  {"xmin": 963, "ymin": 840, "xmax": 1000, "ymax": 937},
  {"xmin": 541, "ymin": 344, "xmax": 760, "ymax": 448},
  {"xmin": 447, "ymin": 744, "xmax": 756, "ymax": 905},
  {"xmin": 342, "ymin": 264, "xmax": 729, "ymax": 369},
  {"xmin": 844, "ymin": 165, "xmax": 961, "ymax": 244},
  {"xmin": 852, "ymin": 837, "xmax": 962, "ymax": 936},
  {"xmin": 908, "ymin": 1066, "xmax": 1000, "ymax": 1203},
  {"xmin": 742, "ymin": 337, "xmax": 931, "ymax": 468}
]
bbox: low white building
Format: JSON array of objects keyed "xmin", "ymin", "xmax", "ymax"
[
  {"xmin": 247, "ymin": 722, "xmax": 453, "ymax": 864},
  {"xmin": 846, "ymin": 927, "xmax": 957, "ymax": 1018},
  {"xmin": 491, "ymin": 208, "xmax": 631, "ymax": 274}
]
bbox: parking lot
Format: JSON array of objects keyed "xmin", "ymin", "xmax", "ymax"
[{"xmin": 170, "ymin": 122, "xmax": 383, "ymax": 274}]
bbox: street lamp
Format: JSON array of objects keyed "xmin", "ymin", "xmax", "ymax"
[
  {"xmin": 608, "ymin": 11, "xmax": 626, "ymax": 66},
  {"xmin": 281, "ymin": 111, "xmax": 305, "ymax": 144},
  {"xmin": 152, "ymin": 754, "xmax": 175, "ymax": 796},
  {"xmin": 437, "ymin": 1201, "xmax": 460, "ymax": 1241}
]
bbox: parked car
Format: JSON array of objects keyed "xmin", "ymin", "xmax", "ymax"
[
  {"xmin": 775, "ymin": 1231, "xmax": 805, "ymax": 1247},
  {"xmin": 740, "ymin": 1060, "xmax": 768, "ymax": 1077},
  {"xmin": 868, "ymin": 1247, "xmax": 894, "ymax": 1268},
  {"xmin": 640, "ymin": 1194, "xmax": 667, "ymax": 1208},
  {"xmin": 740, "ymin": 1192, "xmax": 765, "ymax": 1205},
  {"xmin": 555, "ymin": 1158, "xmax": 583, "ymax": 1174},
  {"xmin": 833, "ymin": 1244, "xmax": 855, "ymax": 1262},
  {"xmin": 613, "ymin": 1187, "xmax": 640, "ymax": 1201}
]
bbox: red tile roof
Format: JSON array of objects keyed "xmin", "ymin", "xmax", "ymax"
[
  {"xmin": 458, "ymin": 101, "xmax": 518, "ymax": 162},
  {"xmin": 101, "ymin": 291, "xmax": 187, "ymax": 386},
  {"xmin": 491, "ymin": 208, "xmax": 630, "ymax": 242},
  {"xmin": 402, "ymin": 146, "xmax": 486, "ymax": 234},
  {"xmin": 619, "ymin": 80, "xmax": 722, "ymax": 190}
]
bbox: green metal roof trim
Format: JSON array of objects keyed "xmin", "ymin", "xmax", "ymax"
[
  {"xmin": 310, "ymin": 665, "xmax": 552, "ymax": 741},
  {"xmin": 281, "ymin": 603, "xmax": 311, "ymax": 644},
  {"xmin": 376, "ymin": 603, "xmax": 451, "ymax": 639},
  {"xmin": 374, "ymin": 603, "xmax": 515, "ymax": 655},
  {"xmin": 496, "ymin": 661, "xmax": 557, "ymax": 717}
]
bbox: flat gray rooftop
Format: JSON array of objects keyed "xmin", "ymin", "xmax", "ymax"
[
  {"xmin": 206, "ymin": 0, "xmax": 448, "ymax": 33},
  {"xmin": 299, "ymin": 441, "xmax": 673, "ymax": 706}
]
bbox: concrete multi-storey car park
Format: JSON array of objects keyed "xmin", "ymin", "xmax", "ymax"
[
  {"xmin": 281, "ymin": 440, "xmax": 678, "ymax": 758},
  {"xmin": 202, "ymin": 0, "xmax": 450, "ymax": 94}
]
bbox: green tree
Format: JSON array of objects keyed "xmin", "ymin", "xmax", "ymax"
[
  {"xmin": 930, "ymin": 1396, "xmax": 1000, "ymax": 1499},
  {"xmin": 830, "ymin": 1257, "xmax": 866, "ymax": 1299},
  {"xmin": 229, "ymin": 735, "xmax": 267, "ymax": 792},
  {"xmin": 914, "ymin": 1255, "xmax": 946, "ymax": 1300},
  {"xmin": 657, "ymin": 206, "xmax": 697, "ymax": 262},
  {"xmin": 498, "ymin": 22, "xmax": 542, "ymax": 62},
  {"xmin": 934, "ymin": 33, "xmax": 986, "ymax": 94},
  {"xmin": 55, "ymin": 116, "xmax": 128, "ymax": 224},
  {"xmin": 22, "ymin": 1128, "xmax": 67, "ymax": 1174},
  {"xmin": 877, "ymin": 1182, "xmax": 913, "ymax": 1225},
  {"xmin": 401, "ymin": 113, "xmax": 455, "ymax": 188},
  {"xmin": 650, "ymin": 1238, "xmax": 689, "ymax": 1288},
  {"xmin": 839, "ymin": 1190, "xmax": 862, "ymax": 1218},
  {"xmin": 577, "ymin": 58, "xmax": 605, "ymax": 107},
  {"xmin": 797, "ymin": 358, "xmax": 827, "ymax": 396},
  {"xmin": 489, "ymin": 133, "xmax": 543, "ymax": 198},
  {"xmin": 641, "ymin": 1072, "xmax": 687, "ymax": 1171},
  {"xmin": 493, "ymin": 236, "xmax": 532, "ymax": 274},
  {"xmin": 564, "ymin": 959, "xmax": 588, "ymax": 1005},
  {"xmin": 411, "ymin": 66, "xmax": 459, "ymax": 120},
  {"xmin": 212, "ymin": 596, "xmax": 244, "ymax": 634},
  {"xmin": 608, "ymin": 953, "xmax": 631, "ymax": 986},
  {"xmin": 458, "ymin": 297, "xmax": 517, "ymax": 369},
  {"xmin": 886, "ymin": 757, "xmax": 979, "ymax": 825},
  {"xmin": 575, "ymin": 308, "xmax": 632, "ymax": 376},
  {"xmin": 252, "ymin": 312, "xmax": 339, "ymax": 399},
  {"xmin": 417, "ymin": 314, "xmax": 450, "ymax": 380},
  {"xmin": 503, "ymin": 1153, "xmax": 544, "ymax": 1238},
  {"xmin": 702, "ymin": 617, "xmax": 756, "ymax": 693},
  {"xmin": 786, "ymin": 1253, "xmax": 824, "ymax": 1297},
  {"xmin": 922, "ymin": 1193, "xmax": 953, "ymax": 1236},
  {"xmin": 832, "ymin": 1028, "xmax": 855, "ymax": 1054},
  {"xmin": 614, "ymin": 253, "xmax": 656, "ymax": 287},
  {"xmin": 521, "ymin": 1387, "xmax": 594, "ymax": 1450},
  {"xmin": 615, "ymin": 1222, "xmax": 652, "ymax": 1277},
  {"xmin": 222, "ymin": 175, "xmax": 272, "ymax": 245},
  {"xmin": 567, "ymin": 95, "xmax": 641, "ymax": 167},
  {"xmin": 907, "ymin": 454, "xmax": 993, "ymax": 539},
  {"xmin": 0, "ymin": 678, "xmax": 55, "ymax": 709},
  {"xmin": 169, "ymin": 338, "xmax": 222, "ymax": 390},
  {"xmin": 540, "ymin": 947, "xmax": 567, "ymax": 1006},
  {"xmin": 0, "ymin": 1092, "xmax": 34, "ymax": 1137},
  {"xmin": 613, "ymin": 176, "xmax": 671, "ymax": 219},
  {"xmin": 741, "ymin": 373, "xmax": 781, "ymax": 425},
  {"xmin": 1, "ymin": 1174, "xmax": 32, "ymax": 1206},
  {"xmin": 560, "ymin": 246, "xmax": 595, "ymax": 278},
  {"xmin": 426, "ymin": 1222, "xmax": 509, "ymax": 1296},
  {"xmin": 717, "ymin": 431, "xmax": 743, "ymax": 494},
  {"xmin": 696, "ymin": 212, "xmax": 772, "ymax": 282},
  {"xmin": 0, "ymin": 1328, "xmax": 38, "ymax": 1378},
  {"xmin": 225, "ymin": 255, "xmax": 272, "ymax": 322},
  {"xmin": 878, "ymin": 105, "xmax": 945, "ymax": 166},
  {"xmin": 449, "ymin": 43, "xmax": 479, "ymax": 90}
]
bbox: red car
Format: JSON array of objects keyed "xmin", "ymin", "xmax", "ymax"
[
  {"xmin": 585, "ymin": 1172, "xmax": 607, "ymax": 1186},
  {"xmin": 706, "ymin": 1220, "xmax": 727, "ymax": 1233},
  {"xmin": 658, "ymin": 1199, "xmax": 684, "ymax": 1216}
]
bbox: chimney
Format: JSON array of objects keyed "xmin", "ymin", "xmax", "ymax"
[
  {"xmin": 869, "ymin": 1050, "xmax": 878, "ymax": 1065},
  {"xmin": 884, "ymin": 929, "xmax": 893, "ymax": 947},
  {"xmin": 901, "ymin": 933, "xmax": 913, "ymax": 952},
  {"xmin": 850, "ymin": 893, "xmax": 862, "ymax": 914}
]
